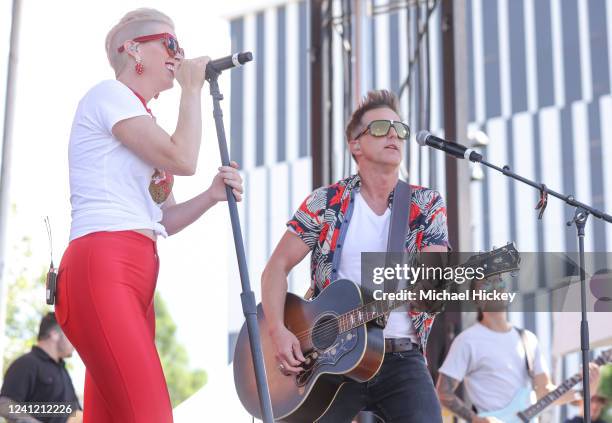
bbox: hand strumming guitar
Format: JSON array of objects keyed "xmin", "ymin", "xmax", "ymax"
[{"xmin": 269, "ymin": 324, "xmax": 305, "ymax": 375}]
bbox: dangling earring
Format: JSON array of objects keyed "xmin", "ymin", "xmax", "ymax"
[{"xmin": 135, "ymin": 58, "xmax": 144, "ymax": 75}]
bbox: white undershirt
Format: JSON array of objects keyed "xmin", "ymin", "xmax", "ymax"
[{"xmin": 336, "ymin": 192, "xmax": 418, "ymax": 341}]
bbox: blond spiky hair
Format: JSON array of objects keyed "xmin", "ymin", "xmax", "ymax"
[{"xmin": 105, "ymin": 8, "xmax": 175, "ymax": 77}]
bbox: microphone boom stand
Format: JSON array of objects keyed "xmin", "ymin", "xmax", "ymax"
[
  {"xmin": 473, "ymin": 157, "xmax": 612, "ymax": 423},
  {"xmin": 206, "ymin": 66, "xmax": 275, "ymax": 423}
]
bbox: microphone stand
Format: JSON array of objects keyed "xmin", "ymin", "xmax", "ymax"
[
  {"xmin": 471, "ymin": 157, "xmax": 612, "ymax": 423},
  {"xmin": 206, "ymin": 65, "xmax": 275, "ymax": 423}
]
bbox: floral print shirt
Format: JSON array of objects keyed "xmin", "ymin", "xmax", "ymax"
[{"xmin": 287, "ymin": 173, "xmax": 450, "ymax": 354}]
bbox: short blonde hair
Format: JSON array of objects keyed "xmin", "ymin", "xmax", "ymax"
[{"xmin": 105, "ymin": 8, "xmax": 175, "ymax": 77}]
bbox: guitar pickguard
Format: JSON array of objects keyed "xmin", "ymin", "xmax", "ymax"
[{"xmin": 296, "ymin": 329, "xmax": 359, "ymax": 387}]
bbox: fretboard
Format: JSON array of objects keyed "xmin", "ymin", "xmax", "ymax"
[
  {"xmin": 518, "ymin": 355, "xmax": 607, "ymax": 420},
  {"xmin": 518, "ymin": 374, "xmax": 582, "ymax": 420},
  {"xmin": 335, "ymin": 245, "xmax": 519, "ymax": 333},
  {"xmin": 337, "ymin": 268, "xmax": 476, "ymax": 332},
  {"xmin": 337, "ymin": 289, "xmax": 414, "ymax": 333}
]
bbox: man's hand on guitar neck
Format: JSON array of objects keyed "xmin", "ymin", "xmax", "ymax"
[
  {"xmin": 269, "ymin": 324, "xmax": 306, "ymax": 375},
  {"xmin": 533, "ymin": 362, "xmax": 601, "ymax": 405}
]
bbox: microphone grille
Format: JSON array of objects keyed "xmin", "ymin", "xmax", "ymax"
[{"xmin": 416, "ymin": 130, "xmax": 430, "ymax": 146}]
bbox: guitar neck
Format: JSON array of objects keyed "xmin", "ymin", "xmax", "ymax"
[
  {"xmin": 518, "ymin": 374, "xmax": 582, "ymax": 420},
  {"xmin": 518, "ymin": 356, "xmax": 607, "ymax": 421},
  {"xmin": 337, "ymin": 260, "xmax": 501, "ymax": 333},
  {"xmin": 337, "ymin": 273, "xmax": 460, "ymax": 332},
  {"xmin": 335, "ymin": 244, "xmax": 520, "ymax": 333},
  {"xmin": 336, "ymin": 289, "xmax": 413, "ymax": 333}
]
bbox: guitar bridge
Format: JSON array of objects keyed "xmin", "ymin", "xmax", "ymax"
[{"xmin": 295, "ymin": 329, "xmax": 359, "ymax": 387}]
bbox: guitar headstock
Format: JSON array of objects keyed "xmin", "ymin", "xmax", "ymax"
[{"xmin": 466, "ymin": 242, "xmax": 521, "ymax": 279}]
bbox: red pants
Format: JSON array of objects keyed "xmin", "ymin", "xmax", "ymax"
[{"xmin": 56, "ymin": 231, "xmax": 173, "ymax": 422}]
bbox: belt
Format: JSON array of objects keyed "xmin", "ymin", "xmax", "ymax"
[{"xmin": 384, "ymin": 338, "xmax": 420, "ymax": 353}]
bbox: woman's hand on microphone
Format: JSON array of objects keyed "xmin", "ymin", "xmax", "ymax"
[
  {"xmin": 207, "ymin": 161, "xmax": 243, "ymax": 203},
  {"xmin": 175, "ymin": 56, "xmax": 210, "ymax": 91}
]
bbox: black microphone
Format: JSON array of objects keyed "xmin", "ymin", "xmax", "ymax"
[
  {"xmin": 416, "ymin": 130, "xmax": 482, "ymax": 162},
  {"xmin": 205, "ymin": 52, "xmax": 253, "ymax": 79}
]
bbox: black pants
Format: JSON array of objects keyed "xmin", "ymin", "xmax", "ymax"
[{"xmin": 316, "ymin": 350, "xmax": 443, "ymax": 423}]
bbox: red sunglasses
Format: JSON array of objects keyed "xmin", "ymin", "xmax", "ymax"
[{"xmin": 118, "ymin": 32, "xmax": 184, "ymax": 58}]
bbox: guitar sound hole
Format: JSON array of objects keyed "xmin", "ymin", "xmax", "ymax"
[{"xmin": 311, "ymin": 315, "xmax": 339, "ymax": 350}]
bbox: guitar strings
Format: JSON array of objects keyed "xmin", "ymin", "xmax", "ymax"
[
  {"xmin": 288, "ymin": 304, "xmax": 396, "ymax": 369},
  {"xmin": 289, "ymin": 299, "xmax": 433, "ymax": 370},
  {"xmin": 285, "ymin": 250, "xmax": 516, "ymax": 368},
  {"xmin": 292, "ymin": 300, "xmax": 392, "ymax": 343},
  {"xmin": 291, "ymin": 279, "xmax": 448, "ymax": 343},
  {"xmin": 292, "ymin": 278, "xmax": 510, "ymax": 347},
  {"xmin": 292, "ymin": 302, "xmax": 381, "ymax": 341},
  {"xmin": 290, "ymin": 251, "xmax": 515, "ymax": 342},
  {"xmin": 290, "ymin": 284, "xmax": 434, "ymax": 342},
  {"xmin": 291, "ymin": 285, "xmax": 430, "ymax": 342}
]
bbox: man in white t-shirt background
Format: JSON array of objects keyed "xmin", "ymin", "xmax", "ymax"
[{"xmin": 436, "ymin": 277, "xmax": 601, "ymax": 423}]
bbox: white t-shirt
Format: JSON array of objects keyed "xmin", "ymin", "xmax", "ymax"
[
  {"xmin": 438, "ymin": 323, "xmax": 547, "ymax": 413},
  {"xmin": 68, "ymin": 79, "xmax": 168, "ymax": 240},
  {"xmin": 337, "ymin": 192, "xmax": 418, "ymax": 342}
]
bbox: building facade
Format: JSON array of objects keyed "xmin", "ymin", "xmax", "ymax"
[{"xmin": 227, "ymin": 0, "xmax": 612, "ymax": 420}]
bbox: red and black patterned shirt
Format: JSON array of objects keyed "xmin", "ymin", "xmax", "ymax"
[{"xmin": 287, "ymin": 173, "xmax": 450, "ymax": 354}]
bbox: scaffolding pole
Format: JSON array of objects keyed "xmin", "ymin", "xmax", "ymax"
[{"xmin": 0, "ymin": 0, "xmax": 22, "ymax": 362}]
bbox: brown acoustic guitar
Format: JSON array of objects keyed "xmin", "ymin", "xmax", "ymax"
[{"xmin": 233, "ymin": 244, "xmax": 520, "ymax": 422}]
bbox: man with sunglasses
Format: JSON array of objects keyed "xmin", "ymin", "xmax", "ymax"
[{"xmin": 261, "ymin": 90, "xmax": 449, "ymax": 422}]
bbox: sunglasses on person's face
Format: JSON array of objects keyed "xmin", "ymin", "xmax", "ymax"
[
  {"xmin": 118, "ymin": 33, "xmax": 184, "ymax": 59},
  {"xmin": 355, "ymin": 119, "xmax": 410, "ymax": 140}
]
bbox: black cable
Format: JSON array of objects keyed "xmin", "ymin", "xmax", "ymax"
[
  {"xmin": 403, "ymin": 0, "xmax": 413, "ymax": 179},
  {"xmin": 44, "ymin": 216, "xmax": 54, "ymax": 267},
  {"xmin": 341, "ymin": 0, "xmax": 353, "ymax": 178},
  {"xmin": 421, "ymin": 0, "xmax": 435, "ymax": 187},
  {"xmin": 422, "ymin": 0, "xmax": 431, "ymax": 133},
  {"xmin": 324, "ymin": 0, "xmax": 334, "ymax": 184},
  {"xmin": 326, "ymin": 1, "xmax": 359, "ymax": 178},
  {"xmin": 409, "ymin": 3, "xmax": 422, "ymax": 186},
  {"xmin": 346, "ymin": 0, "xmax": 353, "ymax": 177},
  {"xmin": 398, "ymin": 0, "xmax": 439, "ymax": 100},
  {"xmin": 416, "ymin": 0, "xmax": 423, "ymax": 141},
  {"xmin": 372, "ymin": 0, "xmax": 421, "ymax": 16}
]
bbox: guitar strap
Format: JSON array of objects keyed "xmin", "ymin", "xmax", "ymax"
[
  {"xmin": 515, "ymin": 327, "xmax": 536, "ymax": 380},
  {"xmin": 375, "ymin": 180, "xmax": 412, "ymax": 328},
  {"xmin": 387, "ymin": 180, "xmax": 413, "ymax": 255}
]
